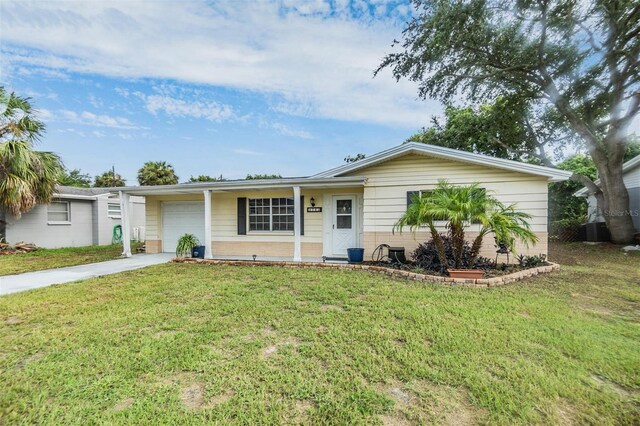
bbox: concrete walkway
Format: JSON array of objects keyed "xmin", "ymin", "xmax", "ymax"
[{"xmin": 0, "ymin": 253, "xmax": 174, "ymax": 296}]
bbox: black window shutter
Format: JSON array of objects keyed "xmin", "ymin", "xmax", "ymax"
[
  {"xmin": 299, "ymin": 195, "xmax": 304, "ymax": 236},
  {"xmin": 407, "ymin": 191, "xmax": 419, "ymax": 208},
  {"xmin": 237, "ymin": 197, "xmax": 247, "ymax": 235}
]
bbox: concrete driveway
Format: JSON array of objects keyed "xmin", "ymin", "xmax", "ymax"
[{"xmin": 0, "ymin": 253, "xmax": 174, "ymax": 296}]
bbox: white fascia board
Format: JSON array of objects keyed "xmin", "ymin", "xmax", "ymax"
[
  {"xmin": 313, "ymin": 142, "xmax": 573, "ymax": 182},
  {"xmin": 116, "ymin": 176, "xmax": 366, "ymax": 196},
  {"xmin": 53, "ymin": 194, "xmax": 98, "ymax": 201}
]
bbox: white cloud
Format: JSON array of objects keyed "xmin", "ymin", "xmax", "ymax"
[
  {"xmin": 87, "ymin": 93, "xmax": 102, "ymax": 108},
  {"xmin": 37, "ymin": 108, "xmax": 54, "ymax": 121},
  {"xmin": 135, "ymin": 92, "xmax": 234, "ymax": 122},
  {"xmin": 0, "ymin": 1, "xmax": 438, "ymax": 128},
  {"xmin": 233, "ymin": 149, "xmax": 264, "ymax": 156},
  {"xmin": 58, "ymin": 109, "xmax": 138, "ymax": 129},
  {"xmin": 271, "ymin": 122, "xmax": 313, "ymax": 139}
]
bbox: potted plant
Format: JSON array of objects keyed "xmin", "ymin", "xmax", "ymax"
[
  {"xmin": 347, "ymin": 247, "xmax": 365, "ymax": 263},
  {"xmin": 394, "ymin": 180, "xmax": 537, "ymax": 278},
  {"xmin": 176, "ymin": 233, "xmax": 200, "ymax": 258}
]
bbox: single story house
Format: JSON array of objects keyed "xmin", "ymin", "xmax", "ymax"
[
  {"xmin": 574, "ymin": 155, "xmax": 640, "ymax": 231},
  {"xmin": 3, "ymin": 186, "xmax": 145, "ymax": 248},
  {"xmin": 117, "ymin": 143, "xmax": 571, "ymax": 261}
]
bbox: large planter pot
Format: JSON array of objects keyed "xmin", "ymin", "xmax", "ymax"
[
  {"xmin": 347, "ymin": 248, "xmax": 365, "ymax": 263},
  {"xmin": 191, "ymin": 246, "xmax": 206, "ymax": 259},
  {"xmin": 448, "ymin": 269, "xmax": 484, "ymax": 279}
]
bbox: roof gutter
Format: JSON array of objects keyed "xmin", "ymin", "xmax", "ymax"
[
  {"xmin": 116, "ymin": 176, "xmax": 367, "ymax": 196},
  {"xmin": 53, "ymin": 194, "xmax": 99, "ymax": 201}
]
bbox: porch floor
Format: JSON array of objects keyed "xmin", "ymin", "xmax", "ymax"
[{"xmin": 209, "ymin": 255, "xmax": 349, "ymax": 264}]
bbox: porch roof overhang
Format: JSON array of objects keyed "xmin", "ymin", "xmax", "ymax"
[{"xmin": 114, "ymin": 176, "xmax": 367, "ymax": 196}]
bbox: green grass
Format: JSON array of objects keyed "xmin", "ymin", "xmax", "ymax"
[
  {"xmin": 0, "ymin": 243, "xmax": 143, "ymax": 276},
  {"xmin": 1, "ymin": 243, "xmax": 638, "ymax": 424}
]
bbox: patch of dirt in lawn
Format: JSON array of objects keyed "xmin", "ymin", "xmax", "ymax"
[
  {"xmin": 553, "ymin": 399, "xmax": 579, "ymax": 425},
  {"xmin": 571, "ymin": 293, "xmax": 621, "ymax": 316},
  {"xmin": 261, "ymin": 345, "xmax": 278, "ymax": 358},
  {"xmin": 279, "ymin": 285, "xmax": 301, "ymax": 295},
  {"xmin": 208, "ymin": 390, "xmax": 234, "ymax": 407},
  {"xmin": 316, "ymin": 325, "xmax": 328, "ymax": 334},
  {"xmin": 5, "ymin": 316, "xmax": 24, "ymax": 325},
  {"xmin": 393, "ymin": 337, "xmax": 407, "ymax": 347},
  {"xmin": 380, "ymin": 380, "xmax": 487, "ymax": 425},
  {"xmin": 112, "ymin": 397, "xmax": 134, "ymax": 411},
  {"xmin": 319, "ymin": 304, "xmax": 345, "ymax": 312},
  {"xmin": 260, "ymin": 337, "xmax": 300, "ymax": 359},
  {"xmin": 290, "ymin": 400, "xmax": 315, "ymax": 423},
  {"xmin": 379, "ymin": 413, "xmax": 412, "ymax": 426},
  {"xmin": 15, "ymin": 352, "xmax": 43, "ymax": 369},
  {"xmin": 261, "ymin": 326, "xmax": 277, "ymax": 336},
  {"xmin": 180, "ymin": 383, "xmax": 204, "ymax": 409},
  {"xmin": 591, "ymin": 375, "xmax": 635, "ymax": 397},
  {"xmin": 376, "ymin": 380, "xmax": 414, "ymax": 407}
]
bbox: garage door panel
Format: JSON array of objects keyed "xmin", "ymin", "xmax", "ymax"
[{"xmin": 162, "ymin": 202, "xmax": 206, "ymax": 253}]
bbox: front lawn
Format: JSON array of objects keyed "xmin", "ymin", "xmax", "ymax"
[
  {"xmin": 0, "ymin": 243, "xmax": 142, "ymax": 276},
  {"xmin": 0, "ymin": 243, "xmax": 638, "ymax": 424}
]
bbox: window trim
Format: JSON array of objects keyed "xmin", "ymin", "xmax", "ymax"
[
  {"xmin": 47, "ymin": 200, "xmax": 71, "ymax": 225},
  {"xmin": 248, "ymin": 197, "xmax": 295, "ymax": 233},
  {"xmin": 107, "ymin": 202, "xmax": 122, "ymax": 219}
]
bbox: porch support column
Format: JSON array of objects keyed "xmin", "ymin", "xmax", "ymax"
[
  {"xmin": 119, "ymin": 191, "xmax": 132, "ymax": 258},
  {"xmin": 204, "ymin": 190, "xmax": 213, "ymax": 259},
  {"xmin": 293, "ymin": 186, "xmax": 302, "ymax": 262}
]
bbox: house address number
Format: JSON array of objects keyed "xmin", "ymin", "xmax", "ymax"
[{"xmin": 307, "ymin": 207, "xmax": 322, "ymax": 213}]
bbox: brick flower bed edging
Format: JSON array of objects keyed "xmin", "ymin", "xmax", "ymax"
[{"xmin": 171, "ymin": 258, "xmax": 561, "ymax": 288}]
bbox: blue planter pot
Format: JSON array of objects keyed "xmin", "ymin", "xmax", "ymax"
[
  {"xmin": 347, "ymin": 248, "xmax": 365, "ymax": 263},
  {"xmin": 191, "ymin": 246, "xmax": 206, "ymax": 259}
]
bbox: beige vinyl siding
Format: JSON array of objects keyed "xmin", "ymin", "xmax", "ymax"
[
  {"xmin": 144, "ymin": 188, "xmax": 363, "ymax": 256},
  {"xmin": 345, "ymin": 153, "xmax": 550, "ymax": 258}
]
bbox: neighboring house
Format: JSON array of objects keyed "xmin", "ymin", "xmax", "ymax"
[
  {"xmin": 4, "ymin": 186, "xmax": 146, "ymax": 248},
  {"xmin": 117, "ymin": 143, "xmax": 571, "ymax": 260},
  {"xmin": 574, "ymin": 155, "xmax": 640, "ymax": 231}
]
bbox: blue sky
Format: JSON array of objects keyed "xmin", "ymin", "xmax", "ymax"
[{"xmin": 0, "ymin": 0, "xmax": 444, "ymax": 184}]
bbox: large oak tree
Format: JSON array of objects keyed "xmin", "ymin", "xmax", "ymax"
[{"xmin": 377, "ymin": 0, "xmax": 640, "ymax": 243}]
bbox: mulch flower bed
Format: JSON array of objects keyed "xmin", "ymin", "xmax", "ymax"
[{"xmin": 172, "ymin": 258, "xmax": 560, "ymax": 288}]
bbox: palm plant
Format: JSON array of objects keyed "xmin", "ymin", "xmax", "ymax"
[
  {"xmin": 94, "ymin": 170, "xmax": 126, "ymax": 187},
  {"xmin": 395, "ymin": 180, "xmax": 537, "ymax": 270},
  {"xmin": 0, "ymin": 88, "xmax": 63, "ymax": 242},
  {"xmin": 137, "ymin": 161, "xmax": 179, "ymax": 186},
  {"xmin": 468, "ymin": 204, "xmax": 538, "ymax": 268},
  {"xmin": 176, "ymin": 233, "xmax": 200, "ymax": 258}
]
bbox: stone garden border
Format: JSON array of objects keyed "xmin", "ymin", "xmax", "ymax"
[{"xmin": 172, "ymin": 258, "xmax": 560, "ymax": 288}]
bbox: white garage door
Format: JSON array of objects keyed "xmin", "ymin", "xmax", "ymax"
[{"xmin": 162, "ymin": 202, "xmax": 206, "ymax": 253}]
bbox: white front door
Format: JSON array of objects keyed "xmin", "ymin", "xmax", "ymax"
[{"xmin": 332, "ymin": 196, "xmax": 357, "ymax": 256}]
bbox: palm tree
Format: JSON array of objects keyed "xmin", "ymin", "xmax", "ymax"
[
  {"xmin": 94, "ymin": 170, "xmax": 126, "ymax": 187},
  {"xmin": 137, "ymin": 161, "xmax": 179, "ymax": 186},
  {"xmin": 468, "ymin": 204, "xmax": 538, "ymax": 268},
  {"xmin": 395, "ymin": 180, "xmax": 537, "ymax": 270},
  {"xmin": 0, "ymin": 87, "xmax": 63, "ymax": 242}
]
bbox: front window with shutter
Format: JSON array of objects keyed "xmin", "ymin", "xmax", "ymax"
[{"xmin": 248, "ymin": 197, "xmax": 294, "ymax": 232}]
